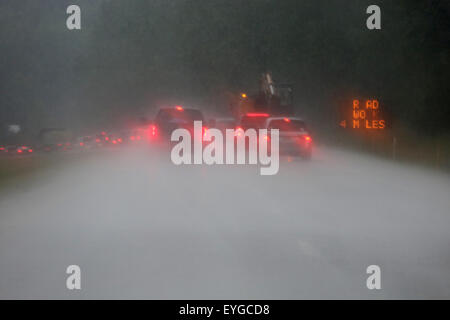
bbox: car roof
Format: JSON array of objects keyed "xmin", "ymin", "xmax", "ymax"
[
  {"xmin": 159, "ymin": 107, "xmax": 201, "ymax": 111},
  {"xmin": 266, "ymin": 116, "xmax": 304, "ymax": 122},
  {"xmin": 215, "ymin": 117, "xmax": 236, "ymax": 121},
  {"xmin": 264, "ymin": 117, "xmax": 307, "ymax": 128}
]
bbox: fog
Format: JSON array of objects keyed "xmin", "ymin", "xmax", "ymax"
[
  {"xmin": 1, "ymin": 146, "xmax": 449, "ymax": 299},
  {"xmin": 1, "ymin": 0, "xmax": 449, "ymax": 300},
  {"xmin": 1, "ymin": 1, "xmax": 449, "ymax": 137}
]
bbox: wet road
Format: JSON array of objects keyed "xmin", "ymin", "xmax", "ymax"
[{"xmin": 1, "ymin": 146, "xmax": 449, "ymax": 298}]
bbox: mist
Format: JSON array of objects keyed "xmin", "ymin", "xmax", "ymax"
[
  {"xmin": 1, "ymin": 0, "xmax": 449, "ymax": 299},
  {"xmin": 1, "ymin": 146, "xmax": 450, "ymax": 298}
]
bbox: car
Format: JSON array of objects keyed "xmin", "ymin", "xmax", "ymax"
[
  {"xmin": 153, "ymin": 106, "xmax": 207, "ymax": 142},
  {"xmin": 117, "ymin": 129, "xmax": 144, "ymax": 144},
  {"xmin": 75, "ymin": 136, "xmax": 96, "ymax": 150},
  {"xmin": 5, "ymin": 145, "xmax": 19, "ymax": 154},
  {"xmin": 212, "ymin": 117, "xmax": 237, "ymax": 133},
  {"xmin": 4, "ymin": 145, "xmax": 34, "ymax": 156},
  {"xmin": 106, "ymin": 133, "xmax": 124, "ymax": 147},
  {"xmin": 37, "ymin": 128, "xmax": 73, "ymax": 153},
  {"xmin": 17, "ymin": 145, "xmax": 34, "ymax": 155},
  {"xmin": 58, "ymin": 142, "xmax": 73, "ymax": 152},
  {"xmin": 237, "ymin": 112, "xmax": 270, "ymax": 131},
  {"xmin": 93, "ymin": 132, "xmax": 110, "ymax": 147},
  {"xmin": 234, "ymin": 112, "xmax": 271, "ymax": 142},
  {"xmin": 264, "ymin": 116, "xmax": 312, "ymax": 159}
]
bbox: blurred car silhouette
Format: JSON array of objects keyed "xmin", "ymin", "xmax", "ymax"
[
  {"xmin": 153, "ymin": 106, "xmax": 207, "ymax": 143},
  {"xmin": 3, "ymin": 145, "xmax": 34, "ymax": 156},
  {"xmin": 265, "ymin": 116, "xmax": 312, "ymax": 159}
]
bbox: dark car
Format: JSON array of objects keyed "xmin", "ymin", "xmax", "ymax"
[
  {"xmin": 4, "ymin": 145, "xmax": 34, "ymax": 156},
  {"xmin": 153, "ymin": 106, "xmax": 207, "ymax": 142},
  {"xmin": 213, "ymin": 117, "xmax": 237, "ymax": 134},
  {"xmin": 37, "ymin": 128, "xmax": 73, "ymax": 153},
  {"xmin": 238, "ymin": 113, "xmax": 270, "ymax": 130}
]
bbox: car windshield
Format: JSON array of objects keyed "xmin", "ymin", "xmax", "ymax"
[
  {"xmin": 268, "ymin": 119, "xmax": 307, "ymax": 132},
  {"xmin": 157, "ymin": 109, "xmax": 204, "ymax": 123},
  {"xmin": 216, "ymin": 119, "xmax": 236, "ymax": 128},
  {"xmin": 1, "ymin": 1, "xmax": 448, "ymax": 301},
  {"xmin": 240, "ymin": 115, "xmax": 269, "ymax": 129}
]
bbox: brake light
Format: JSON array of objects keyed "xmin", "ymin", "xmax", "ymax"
[
  {"xmin": 80, "ymin": 142, "xmax": 84, "ymax": 146},
  {"xmin": 28, "ymin": 149, "xmax": 33, "ymax": 153},
  {"xmin": 304, "ymin": 135, "xmax": 312, "ymax": 142},
  {"xmin": 17, "ymin": 149, "xmax": 23, "ymax": 153},
  {"xmin": 175, "ymin": 106, "xmax": 184, "ymax": 111},
  {"xmin": 112, "ymin": 140, "xmax": 117, "ymax": 144},
  {"xmin": 202, "ymin": 127, "xmax": 208, "ymax": 140},
  {"xmin": 117, "ymin": 138, "xmax": 122, "ymax": 143},
  {"xmin": 150, "ymin": 125, "xmax": 157, "ymax": 136},
  {"xmin": 246, "ymin": 113, "xmax": 269, "ymax": 117},
  {"xmin": 283, "ymin": 118, "xmax": 291, "ymax": 123},
  {"xmin": 105, "ymin": 137, "xmax": 109, "ymax": 141},
  {"xmin": 235, "ymin": 126, "xmax": 244, "ymax": 137}
]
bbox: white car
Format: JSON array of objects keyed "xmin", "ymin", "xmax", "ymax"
[{"xmin": 265, "ymin": 116, "xmax": 312, "ymax": 159}]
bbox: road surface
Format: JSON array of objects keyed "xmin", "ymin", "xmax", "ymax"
[{"xmin": 1, "ymin": 146, "xmax": 449, "ymax": 299}]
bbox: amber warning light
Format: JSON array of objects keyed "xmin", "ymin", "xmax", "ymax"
[{"xmin": 340, "ymin": 99, "xmax": 386, "ymax": 130}]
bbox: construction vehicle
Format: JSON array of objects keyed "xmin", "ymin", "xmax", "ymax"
[{"xmin": 229, "ymin": 72, "xmax": 294, "ymax": 119}]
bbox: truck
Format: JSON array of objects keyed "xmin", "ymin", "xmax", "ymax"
[{"xmin": 229, "ymin": 72, "xmax": 294, "ymax": 119}]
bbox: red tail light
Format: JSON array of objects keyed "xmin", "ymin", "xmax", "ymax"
[
  {"xmin": 304, "ymin": 135, "xmax": 312, "ymax": 142},
  {"xmin": 136, "ymin": 135, "xmax": 141, "ymax": 140},
  {"xmin": 175, "ymin": 106, "xmax": 184, "ymax": 111},
  {"xmin": 112, "ymin": 140, "xmax": 117, "ymax": 144},
  {"xmin": 80, "ymin": 142, "xmax": 84, "ymax": 146},
  {"xmin": 246, "ymin": 113, "xmax": 269, "ymax": 117},
  {"xmin": 202, "ymin": 127, "xmax": 208, "ymax": 139},
  {"xmin": 17, "ymin": 149, "xmax": 23, "ymax": 153},
  {"xmin": 235, "ymin": 126, "xmax": 244, "ymax": 137},
  {"xmin": 130, "ymin": 136, "xmax": 135, "ymax": 141},
  {"xmin": 105, "ymin": 137, "xmax": 109, "ymax": 141},
  {"xmin": 117, "ymin": 138, "xmax": 122, "ymax": 143},
  {"xmin": 28, "ymin": 149, "xmax": 33, "ymax": 153},
  {"xmin": 150, "ymin": 125, "xmax": 157, "ymax": 137}
]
